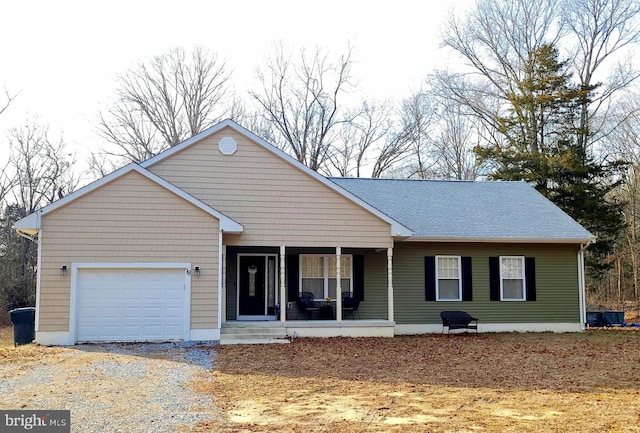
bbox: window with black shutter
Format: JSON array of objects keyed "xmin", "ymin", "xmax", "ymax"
[
  {"xmin": 489, "ymin": 256, "xmax": 536, "ymax": 301},
  {"xmin": 425, "ymin": 256, "xmax": 472, "ymax": 301}
]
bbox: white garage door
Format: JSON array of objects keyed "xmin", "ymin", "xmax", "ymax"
[{"xmin": 76, "ymin": 267, "xmax": 188, "ymax": 342}]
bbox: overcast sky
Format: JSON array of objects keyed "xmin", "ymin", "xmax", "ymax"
[{"xmin": 0, "ymin": 0, "xmax": 473, "ymax": 166}]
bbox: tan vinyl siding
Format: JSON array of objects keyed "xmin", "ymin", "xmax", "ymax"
[
  {"xmin": 148, "ymin": 127, "xmax": 392, "ymax": 248},
  {"xmin": 39, "ymin": 171, "xmax": 219, "ymax": 332},
  {"xmin": 393, "ymin": 242, "xmax": 580, "ymax": 324}
]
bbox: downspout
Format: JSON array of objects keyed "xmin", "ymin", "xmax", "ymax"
[
  {"xmin": 217, "ymin": 228, "xmax": 223, "ymax": 332},
  {"xmin": 578, "ymin": 241, "xmax": 594, "ymax": 330},
  {"xmin": 35, "ymin": 225, "xmax": 42, "ymax": 334}
]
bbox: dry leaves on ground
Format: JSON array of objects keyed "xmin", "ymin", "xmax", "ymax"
[
  {"xmin": 0, "ymin": 326, "xmax": 65, "ymax": 367},
  {"xmin": 192, "ymin": 332, "xmax": 640, "ymax": 433}
]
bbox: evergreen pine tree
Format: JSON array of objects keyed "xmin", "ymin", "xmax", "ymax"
[
  {"xmin": 476, "ymin": 44, "xmax": 625, "ymax": 273},
  {"xmin": 0, "ymin": 204, "xmax": 37, "ymax": 311}
]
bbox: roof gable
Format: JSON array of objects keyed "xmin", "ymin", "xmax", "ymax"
[
  {"xmin": 141, "ymin": 119, "xmax": 412, "ymax": 237},
  {"xmin": 14, "ymin": 164, "xmax": 243, "ymax": 236}
]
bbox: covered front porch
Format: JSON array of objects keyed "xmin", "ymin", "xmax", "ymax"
[{"xmin": 221, "ymin": 245, "xmax": 396, "ymax": 341}]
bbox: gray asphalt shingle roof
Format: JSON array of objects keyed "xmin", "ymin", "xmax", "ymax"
[{"xmin": 331, "ymin": 178, "xmax": 594, "ymax": 242}]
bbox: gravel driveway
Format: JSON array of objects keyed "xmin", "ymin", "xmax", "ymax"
[{"xmin": 0, "ymin": 342, "xmax": 219, "ymax": 432}]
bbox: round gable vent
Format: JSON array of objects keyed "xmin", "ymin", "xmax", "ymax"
[{"xmin": 218, "ymin": 137, "xmax": 237, "ymax": 155}]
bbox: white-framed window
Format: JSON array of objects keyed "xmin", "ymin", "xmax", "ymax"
[
  {"xmin": 436, "ymin": 256, "xmax": 462, "ymax": 301},
  {"xmin": 500, "ymin": 256, "xmax": 526, "ymax": 301},
  {"xmin": 300, "ymin": 254, "xmax": 352, "ymax": 300}
]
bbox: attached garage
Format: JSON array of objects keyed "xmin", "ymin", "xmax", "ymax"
[
  {"xmin": 13, "ymin": 164, "xmax": 243, "ymax": 346},
  {"xmin": 72, "ymin": 265, "xmax": 191, "ymax": 343}
]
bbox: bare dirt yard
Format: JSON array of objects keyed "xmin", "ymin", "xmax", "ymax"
[
  {"xmin": 194, "ymin": 331, "xmax": 640, "ymax": 433},
  {"xmin": 2, "ymin": 329, "xmax": 640, "ymax": 432}
]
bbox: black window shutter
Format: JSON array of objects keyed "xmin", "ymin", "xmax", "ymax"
[
  {"xmin": 489, "ymin": 256, "xmax": 500, "ymax": 301},
  {"xmin": 425, "ymin": 256, "xmax": 436, "ymax": 301},
  {"xmin": 525, "ymin": 257, "xmax": 536, "ymax": 301},
  {"xmin": 461, "ymin": 256, "xmax": 473, "ymax": 301},
  {"xmin": 287, "ymin": 255, "xmax": 299, "ymax": 301},
  {"xmin": 353, "ymin": 255, "xmax": 365, "ymax": 301}
]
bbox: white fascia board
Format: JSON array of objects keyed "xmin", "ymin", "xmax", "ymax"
[
  {"xmin": 12, "ymin": 163, "xmax": 243, "ymax": 234},
  {"xmin": 401, "ymin": 236, "xmax": 597, "ymax": 244},
  {"xmin": 140, "ymin": 119, "xmax": 412, "ymax": 237}
]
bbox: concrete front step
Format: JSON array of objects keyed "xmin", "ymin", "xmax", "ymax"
[
  {"xmin": 220, "ymin": 324, "xmax": 289, "ymax": 344},
  {"xmin": 221, "ymin": 332, "xmax": 287, "ymax": 340},
  {"xmin": 221, "ymin": 327, "xmax": 286, "ymax": 335}
]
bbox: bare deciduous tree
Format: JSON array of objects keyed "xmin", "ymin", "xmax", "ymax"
[
  {"xmin": 0, "ymin": 87, "xmax": 18, "ymax": 207},
  {"xmin": 329, "ymin": 101, "xmax": 412, "ymax": 178},
  {"xmin": 9, "ymin": 121, "xmax": 78, "ymax": 213},
  {"xmin": 603, "ymin": 95, "xmax": 640, "ymax": 306},
  {"xmin": 394, "ymin": 91, "xmax": 437, "ymax": 179},
  {"xmin": 440, "ymin": 0, "xmax": 640, "ymax": 153},
  {"xmin": 563, "ymin": 0, "xmax": 640, "ymax": 152},
  {"xmin": 96, "ymin": 107, "xmax": 157, "ymax": 165},
  {"xmin": 0, "ymin": 157, "xmax": 16, "ymax": 209},
  {"xmin": 94, "ymin": 46, "xmax": 231, "ymax": 170},
  {"xmin": 328, "ymin": 128, "xmax": 357, "ymax": 177},
  {"xmin": 250, "ymin": 43, "xmax": 355, "ymax": 172},
  {"xmin": 87, "ymin": 152, "xmax": 119, "ymax": 179},
  {"xmin": 428, "ymin": 98, "xmax": 484, "ymax": 180},
  {"xmin": 370, "ymin": 133, "xmax": 415, "ymax": 179},
  {"xmin": 430, "ymin": 71, "xmax": 506, "ymax": 148},
  {"xmin": 0, "ymin": 88, "xmax": 17, "ymax": 117},
  {"xmin": 440, "ymin": 0, "xmax": 563, "ymax": 148},
  {"xmin": 394, "ymin": 88, "xmax": 483, "ymax": 181}
]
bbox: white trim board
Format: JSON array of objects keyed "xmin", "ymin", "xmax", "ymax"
[
  {"xmin": 35, "ymin": 331, "xmax": 74, "ymax": 346},
  {"xmin": 402, "ymin": 236, "xmax": 595, "ymax": 244},
  {"xmin": 37, "ymin": 329, "xmax": 221, "ymax": 346},
  {"xmin": 394, "ymin": 323, "xmax": 583, "ymax": 335},
  {"xmin": 286, "ymin": 325, "xmax": 395, "ymax": 338},
  {"xmin": 190, "ymin": 329, "xmax": 220, "ymax": 341}
]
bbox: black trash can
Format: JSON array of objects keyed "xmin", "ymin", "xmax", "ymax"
[
  {"xmin": 9, "ymin": 307, "xmax": 36, "ymax": 346},
  {"xmin": 602, "ymin": 311, "xmax": 625, "ymax": 327},
  {"xmin": 586, "ymin": 311, "xmax": 603, "ymax": 327}
]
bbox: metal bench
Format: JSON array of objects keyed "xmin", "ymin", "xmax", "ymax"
[{"xmin": 440, "ymin": 311, "xmax": 479, "ymax": 334}]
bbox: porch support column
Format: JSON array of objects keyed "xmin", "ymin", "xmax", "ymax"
[
  {"xmin": 221, "ymin": 245, "xmax": 227, "ymax": 323},
  {"xmin": 280, "ymin": 246, "xmax": 286, "ymax": 324},
  {"xmin": 387, "ymin": 247, "xmax": 394, "ymax": 321},
  {"xmin": 336, "ymin": 247, "xmax": 342, "ymax": 322},
  {"xmin": 217, "ymin": 231, "xmax": 223, "ymax": 330}
]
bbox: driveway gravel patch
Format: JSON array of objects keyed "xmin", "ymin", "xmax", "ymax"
[{"xmin": 0, "ymin": 342, "xmax": 220, "ymax": 433}]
